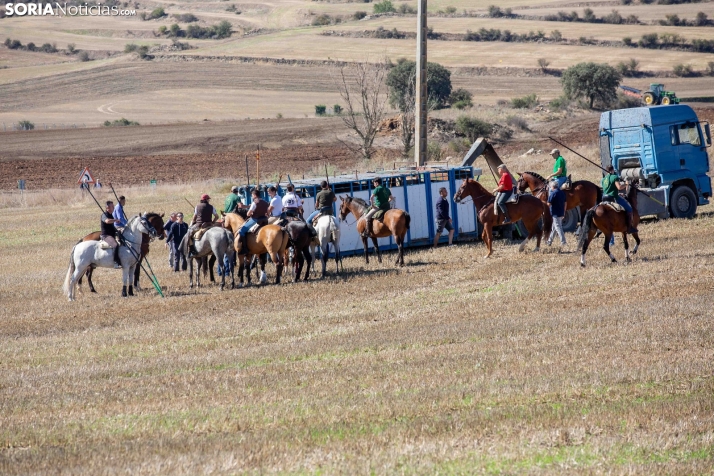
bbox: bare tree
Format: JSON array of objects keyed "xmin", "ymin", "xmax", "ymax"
[
  {"xmin": 399, "ymin": 76, "xmax": 416, "ymax": 158},
  {"xmin": 333, "ymin": 61, "xmax": 389, "ymax": 160}
]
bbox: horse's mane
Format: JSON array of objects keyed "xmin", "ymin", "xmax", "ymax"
[
  {"xmin": 232, "ymin": 208, "xmax": 249, "ymax": 220},
  {"xmin": 351, "ymin": 197, "xmax": 369, "ymax": 210},
  {"xmin": 144, "ymin": 212, "xmax": 162, "ymax": 221},
  {"xmin": 523, "ymin": 171, "xmax": 547, "ymax": 183}
]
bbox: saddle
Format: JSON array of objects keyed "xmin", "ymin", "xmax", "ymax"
[
  {"xmin": 372, "ymin": 209, "xmax": 387, "ymax": 221},
  {"xmin": 493, "ymin": 194, "xmax": 518, "ymax": 215},
  {"xmin": 192, "ymin": 224, "xmax": 217, "ymax": 242},
  {"xmin": 561, "ymin": 175, "xmax": 572, "ymax": 191},
  {"xmin": 248, "ymin": 219, "xmax": 268, "ymax": 234},
  {"xmin": 602, "ymin": 201, "xmax": 625, "ymax": 212},
  {"xmin": 98, "ymin": 240, "xmax": 112, "ymax": 250}
]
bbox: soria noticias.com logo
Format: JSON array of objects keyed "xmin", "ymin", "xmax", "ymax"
[{"xmin": 4, "ymin": 2, "xmax": 136, "ymax": 16}]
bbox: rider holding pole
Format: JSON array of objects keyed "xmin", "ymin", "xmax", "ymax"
[
  {"xmin": 546, "ymin": 149, "xmax": 568, "ymax": 190},
  {"xmin": 493, "ymin": 164, "xmax": 513, "ymax": 224},
  {"xmin": 602, "ymin": 165, "xmax": 638, "ymax": 234},
  {"xmin": 101, "ymin": 201, "xmax": 123, "ymax": 268}
]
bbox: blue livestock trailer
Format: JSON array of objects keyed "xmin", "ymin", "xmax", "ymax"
[{"xmin": 256, "ymin": 166, "xmax": 483, "ymax": 257}]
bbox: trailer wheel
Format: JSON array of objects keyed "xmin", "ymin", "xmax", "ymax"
[
  {"xmin": 670, "ymin": 186, "xmax": 697, "ymax": 218},
  {"xmin": 562, "ymin": 208, "xmax": 580, "ymax": 232},
  {"xmin": 643, "ymin": 92, "xmax": 655, "ymax": 105}
]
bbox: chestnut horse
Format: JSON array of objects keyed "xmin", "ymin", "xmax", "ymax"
[
  {"xmin": 453, "ymin": 178, "xmax": 550, "ymax": 257},
  {"xmin": 223, "ymin": 210, "xmax": 289, "ymax": 286},
  {"xmin": 516, "ymin": 171, "xmax": 601, "ymax": 232},
  {"xmin": 338, "ymin": 196, "xmax": 410, "ymax": 266},
  {"xmin": 77, "ymin": 212, "xmax": 165, "ymax": 292},
  {"xmin": 577, "ymin": 182, "xmax": 641, "ymax": 267}
]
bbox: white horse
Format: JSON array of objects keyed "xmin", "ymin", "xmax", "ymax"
[
  {"xmin": 63, "ymin": 215, "xmax": 157, "ymax": 301},
  {"xmin": 313, "ymin": 215, "xmax": 341, "ymax": 277}
]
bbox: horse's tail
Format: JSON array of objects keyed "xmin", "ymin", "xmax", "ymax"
[
  {"xmin": 578, "ymin": 208, "xmax": 596, "ymax": 252},
  {"xmin": 329, "ymin": 217, "xmax": 340, "ymax": 243},
  {"xmin": 404, "ymin": 211, "xmax": 411, "ymax": 230},
  {"xmin": 63, "ymin": 244, "xmax": 77, "ymax": 296}
]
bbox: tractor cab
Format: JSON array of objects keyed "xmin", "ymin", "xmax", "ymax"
[{"xmin": 643, "ymin": 83, "xmax": 679, "ymax": 106}]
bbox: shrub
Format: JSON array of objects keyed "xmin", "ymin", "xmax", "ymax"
[
  {"xmin": 550, "ymin": 30, "xmax": 562, "ymax": 41},
  {"xmin": 537, "ymin": 58, "xmax": 550, "ymax": 71},
  {"xmin": 333, "ymin": 104, "xmax": 342, "ymax": 114},
  {"xmin": 214, "ymin": 20, "xmax": 232, "ymax": 38},
  {"xmin": 172, "ymin": 13, "xmax": 198, "ymax": 22},
  {"xmin": 673, "ymin": 64, "xmax": 694, "ymax": 77},
  {"xmin": 38, "ymin": 43, "xmax": 57, "ymax": 53},
  {"xmin": 386, "ymin": 60, "xmax": 452, "ymax": 110},
  {"xmin": 506, "ymin": 115, "xmax": 529, "ymax": 131},
  {"xmin": 184, "ymin": 21, "xmax": 232, "ymax": 39},
  {"xmin": 623, "ymin": 37, "xmax": 633, "ymax": 46},
  {"xmin": 496, "ymin": 99, "xmax": 509, "ymax": 107},
  {"xmin": 449, "ymin": 88, "xmax": 473, "ymax": 107},
  {"xmin": 103, "ymin": 118, "xmax": 140, "ymax": 126},
  {"xmin": 78, "ymin": 51, "xmax": 90, "ymax": 62},
  {"xmin": 67, "ymin": 43, "xmax": 76, "ymax": 54},
  {"xmin": 444, "ymin": 6, "xmax": 457, "ymax": 14},
  {"xmin": 18, "ymin": 120, "xmax": 34, "ymax": 130},
  {"xmin": 615, "ymin": 92, "xmax": 641, "ymax": 109},
  {"xmin": 602, "ymin": 9, "xmax": 623, "ymax": 24},
  {"xmin": 276, "ymin": 113, "xmax": 283, "ymax": 119},
  {"xmin": 373, "ymin": 0, "xmax": 395, "ymax": 13},
  {"xmin": 124, "ymin": 43, "xmax": 139, "ymax": 53},
  {"xmin": 707, "ymin": 61, "xmax": 714, "ymax": 76},
  {"xmin": 455, "ymin": 116, "xmax": 492, "ymax": 141},
  {"xmin": 353, "ymin": 10, "xmax": 367, "ymax": 20},
  {"xmin": 694, "ymin": 12, "xmax": 708, "ymax": 26},
  {"xmin": 158, "ymin": 25, "xmax": 168, "ymax": 35},
  {"xmin": 691, "ymin": 39, "xmax": 714, "ymax": 53},
  {"xmin": 5, "ymin": 38, "xmax": 23, "ymax": 50},
  {"xmin": 616, "ymin": 58, "xmax": 639, "ymax": 77},
  {"xmin": 487, "ymin": 5, "xmax": 504, "ymax": 17},
  {"xmin": 137, "ymin": 45, "xmax": 150, "ymax": 59},
  {"xmin": 315, "ymin": 104, "xmax": 327, "ymax": 116},
  {"xmin": 511, "ymin": 93, "xmax": 538, "ymax": 109},
  {"xmin": 26, "ymin": 42, "xmax": 36, "ymax": 52},
  {"xmin": 621, "ymin": 0, "xmax": 632, "ymax": 4},
  {"xmin": 170, "ymin": 23, "xmax": 181, "ymax": 37},
  {"xmin": 549, "ymin": 95, "xmax": 570, "ymax": 111},
  {"xmin": 148, "ymin": 7, "xmax": 165, "ymax": 19},
  {"xmin": 639, "ymin": 33, "xmax": 658, "ymax": 48},
  {"xmin": 583, "ymin": 8, "xmax": 596, "ymax": 22},
  {"xmin": 171, "ymin": 39, "xmax": 191, "ymax": 50},
  {"xmin": 398, "ymin": 3, "xmax": 415, "ymax": 14},
  {"xmin": 427, "ymin": 142, "xmax": 442, "ymax": 161},
  {"xmin": 624, "ymin": 14, "xmax": 639, "ymax": 24},
  {"xmin": 659, "ymin": 32, "xmax": 684, "ymax": 46},
  {"xmin": 312, "ymin": 14, "xmax": 332, "ymax": 26}
]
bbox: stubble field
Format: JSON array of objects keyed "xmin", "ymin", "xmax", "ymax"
[{"xmin": 1, "ymin": 177, "xmax": 714, "ymax": 473}]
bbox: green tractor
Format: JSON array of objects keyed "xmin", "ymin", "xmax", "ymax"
[{"xmin": 620, "ymin": 84, "xmax": 680, "ymax": 106}]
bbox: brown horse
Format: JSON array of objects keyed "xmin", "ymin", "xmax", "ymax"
[
  {"xmin": 516, "ymin": 171, "xmax": 601, "ymax": 232},
  {"xmin": 338, "ymin": 196, "xmax": 410, "ymax": 266},
  {"xmin": 223, "ymin": 211, "xmax": 289, "ymax": 286},
  {"xmin": 577, "ymin": 182, "xmax": 641, "ymax": 267},
  {"xmin": 78, "ymin": 212, "xmax": 165, "ymax": 292},
  {"xmin": 453, "ymin": 178, "xmax": 550, "ymax": 258}
]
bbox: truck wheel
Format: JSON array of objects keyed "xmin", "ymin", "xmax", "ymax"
[
  {"xmin": 561, "ymin": 208, "xmax": 580, "ymax": 232},
  {"xmin": 670, "ymin": 186, "xmax": 697, "ymax": 218},
  {"xmin": 643, "ymin": 92, "xmax": 655, "ymax": 105},
  {"xmin": 661, "ymin": 96, "xmax": 671, "ymax": 105}
]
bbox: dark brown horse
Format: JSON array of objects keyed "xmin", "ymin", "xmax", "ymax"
[
  {"xmin": 283, "ymin": 219, "xmax": 313, "ymax": 282},
  {"xmin": 577, "ymin": 182, "xmax": 641, "ymax": 267},
  {"xmin": 338, "ymin": 196, "xmax": 410, "ymax": 266},
  {"xmin": 453, "ymin": 178, "xmax": 550, "ymax": 258},
  {"xmin": 78, "ymin": 212, "xmax": 165, "ymax": 292},
  {"xmin": 516, "ymin": 171, "xmax": 601, "ymax": 232}
]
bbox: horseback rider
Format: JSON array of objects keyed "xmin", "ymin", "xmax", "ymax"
[
  {"xmin": 101, "ymin": 200, "xmax": 123, "ymax": 268},
  {"xmin": 363, "ymin": 177, "xmax": 394, "ymax": 237},
  {"xmin": 306, "ymin": 181, "xmax": 336, "ymax": 237},
  {"xmin": 546, "ymin": 149, "xmax": 569, "ymax": 190},
  {"xmin": 493, "ymin": 164, "xmax": 513, "ymax": 224},
  {"xmin": 267, "ymin": 186, "xmax": 285, "ymax": 224},
  {"xmin": 602, "ymin": 165, "xmax": 638, "ymax": 234},
  {"xmin": 188, "ymin": 194, "xmax": 219, "ymax": 257},
  {"xmin": 236, "ymin": 189, "xmax": 269, "ymax": 256},
  {"xmin": 113, "ymin": 195, "xmax": 128, "ymax": 229},
  {"xmin": 282, "ymin": 183, "xmax": 303, "ymax": 219},
  {"xmin": 223, "ymin": 186, "xmax": 244, "ymax": 214}
]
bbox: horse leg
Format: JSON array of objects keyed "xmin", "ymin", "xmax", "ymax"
[
  {"xmin": 86, "ymin": 267, "xmax": 97, "ymax": 293},
  {"xmin": 362, "ymin": 236, "xmax": 370, "ymax": 264},
  {"xmin": 128, "ymin": 265, "xmax": 135, "ymax": 296},
  {"xmin": 623, "ymin": 233, "xmax": 631, "ymax": 263},
  {"xmin": 245, "ymin": 255, "xmax": 253, "ymax": 286},
  {"xmin": 632, "ymin": 233, "xmax": 641, "ymax": 254},
  {"xmin": 603, "ymin": 233, "xmax": 617, "ymax": 263},
  {"xmin": 269, "ymin": 251, "xmax": 281, "ymax": 284},
  {"xmin": 134, "ymin": 257, "xmax": 142, "ymax": 290},
  {"xmin": 580, "ymin": 229, "xmax": 597, "ymax": 267},
  {"xmin": 483, "ymin": 223, "xmax": 493, "ymax": 258},
  {"xmin": 218, "ymin": 254, "xmax": 226, "ymax": 290},
  {"xmin": 334, "ymin": 245, "xmax": 341, "ymax": 273},
  {"xmin": 208, "ymin": 255, "xmax": 217, "ymax": 283},
  {"xmin": 371, "ymin": 236, "xmax": 382, "ymax": 263},
  {"xmin": 303, "ymin": 247, "xmax": 312, "ymax": 281},
  {"xmin": 321, "ymin": 242, "xmax": 328, "ymax": 278},
  {"xmin": 237, "ymin": 256, "xmax": 245, "ymax": 288},
  {"xmin": 189, "ymin": 257, "xmax": 194, "ymax": 288}
]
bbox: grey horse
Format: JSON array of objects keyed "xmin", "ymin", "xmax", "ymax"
[{"xmin": 180, "ymin": 227, "xmax": 235, "ymax": 290}]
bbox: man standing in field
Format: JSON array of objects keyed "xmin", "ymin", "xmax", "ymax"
[
  {"xmin": 112, "ymin": 195, "xmax": 128, "ymax": 229},
  {"xmin": 546, "ymin": 149, "xmax": 569, "ymax": 190},
  {"xmin": 164, "ymin": 212, "xmax": 177, "ymax": 267},
  {"xmin": 224, "ymin": 186, "xmax": 243, "ymax": 214},
  {"xmin": 166, "ymin": 212, "xmax": 189, "ymax": 272},
  {"xmin": 546, "ymin": 181, "xmax": 567, "ymax": 247},
  {"xmin": 363, "ymin": 177, "xmax": 393, "ymax": 237},
  {"xmin": 433, "ymin": 187, "xmax": 454, "ymax": 248}
]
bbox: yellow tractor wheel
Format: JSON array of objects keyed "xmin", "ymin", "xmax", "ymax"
[
  {"xmin": 661, "ymin": 96, "xmax": 671, "ymax": 105},
  {"xmin": 643, "ymin": 92, "xmax": 655, "ymax": 105}
]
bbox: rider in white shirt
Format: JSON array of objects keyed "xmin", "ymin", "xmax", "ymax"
[
  {"xmin": 282, "ymin": 184, "xmax": 303, "ymax": 219},
  {"xmin": 267, "ymin": 186, "xmax": 284, "ymax": 224}
]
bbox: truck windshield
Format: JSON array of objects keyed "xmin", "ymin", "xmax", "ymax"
[{"xmin": 672, "ymin": 123, "xmax": 701, "ymax": 147}]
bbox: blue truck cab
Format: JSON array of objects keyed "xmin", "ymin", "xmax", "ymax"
[{"xmin": 599, "ymin": 105, "xmax": 712, "ymax": 218}]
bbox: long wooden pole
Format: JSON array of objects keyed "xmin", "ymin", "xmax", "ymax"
[{"xmin": 414, "ymin": 0, "xmax": 428, "ymax": 167}]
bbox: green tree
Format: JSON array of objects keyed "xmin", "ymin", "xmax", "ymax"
[
  {"xmin": 561, "ymin": 62, "xmax": 621, "ymax": 109},
  {"xmin": 386, "ymin": 60, "xmax": 452, "ymax": 111},
  {"xmin": 455, "ymin": 116, "xmax": 492, "ymax": 142}
]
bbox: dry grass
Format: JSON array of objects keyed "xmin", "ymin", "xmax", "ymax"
[{"xmin": 1, "ymin": 182, "xmax": 714, "ymax": 473}]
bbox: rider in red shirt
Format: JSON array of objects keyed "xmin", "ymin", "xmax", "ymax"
[{"xmin": 493, "ymin": 164, "xmax": 514, "ymax": 224}]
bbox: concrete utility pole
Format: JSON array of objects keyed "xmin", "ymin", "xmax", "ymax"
[{"xmin": 414, "ymin": 0, "xmax": 428, "ymax": 167}]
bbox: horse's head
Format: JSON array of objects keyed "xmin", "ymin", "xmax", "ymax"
[
  {"xmin": 138, "ymin": 214, "xmax": 158, "ymax": 238},
  {"xmin": 454, "ymin": 178, "xmax": 479, "ymax": 203},
  {"xmin": 145, "ymin": 212, "xmax": 166, "ymax": 240},
  {"xmin": 515, "ymin": 172, "xmax": 529, "ymax": 193},
  {"xmin": 338, "ymin": 195, "xmax": 353, "ymax": 220}
]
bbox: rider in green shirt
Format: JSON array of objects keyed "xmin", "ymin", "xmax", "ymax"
[
  {"xmin": 223, "ymin": 186, "xmax": 244, "ymax": 214},
  {"xmin": 546, "ymin": 148, "xmax": 568, "ymax": 189},
  {"xmin": 601, "ymin": 165, "xmax": 637, "ymax": 233},
  {"xmin": 363, "ymin": 177, "xmax": 394, "ymax": 237}
]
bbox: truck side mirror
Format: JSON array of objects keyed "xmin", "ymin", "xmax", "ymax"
[{"xmin": 704, "ymin": 123, "xmax": 712, "ymax": 148}]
